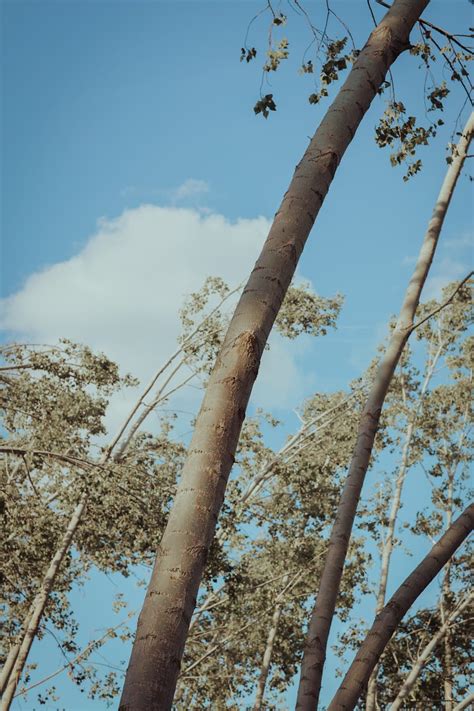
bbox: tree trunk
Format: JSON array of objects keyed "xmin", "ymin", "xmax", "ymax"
[
  {"xmin": 453, "ymin": 692, "xmax": 474, "ymax": 711},
  {"xmin": 252, "ymin": 574, "xmax": 289, "ymax": 711},
  {"xmin": 327, "ymin": 504, "xmax": 474, "ymax": 711},
  {"xmin": 119, "ymin": 3, "xmax": 431, "ymax": 709},
  {"xmin": 365, "ymin": 342, "xmax": 444, "ymax": 710},
  {"xmin": 442, "ymin": 464, "xmax": 455, "ymax": 711},
  {"xmin": 389, "ymin": 594, "xmax": 473, "ymax": 710},
  {"xmin": 295, "ymin": 111, "xmax": 474, "ymax": 710},
  {"xmin": 0, "ymin": 494, "xmax": 88, "ymax": 711}
]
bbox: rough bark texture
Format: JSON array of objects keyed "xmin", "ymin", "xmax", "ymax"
[
  {"xmin": 327, "ymin": 504, "xmax": 474, "ymax": 710},
  {"xmin": 119, "ymin": 2, "xmax": 431, "ymax": 709},
  {"xmin": 296, "ymin": 110, "xmax": 474, "ymax": 711},
  {"xmin": 389, "ymin": 594, "xmax": 473, "ymax": 711}
]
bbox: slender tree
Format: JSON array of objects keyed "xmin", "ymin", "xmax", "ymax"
[
  {"xmin": 296, "ymin": 111, "xmax": 474, "ymax": 709},
  {"xmin": 252, "ymin": 574, "xmax": 289, "ymax": 711},
  {"xmin": 453, "ymin": 693, "xmax": 474, "ymax": 711},
  {"xmin": 327, "ymin": 504, "xmax": 474, "ymax": 710},
  {"xmin": 389, "ymin": 593, "xmax": 473, "ymax": 711},
  {"xmin": 119, "ymin": 3, "xmax": 433, "ymax": 708},
  {"xmin": 365, "ymin": 294, "xmax": 472, "ymax": 709},
  {"xmin": 0, "ymin": 280, "xmax": 339, "ymax": 708}
]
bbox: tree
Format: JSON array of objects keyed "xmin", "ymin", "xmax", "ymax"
[
  {"xmin": 333, "ymin": 280, "xmax": 472, "ymax": 709},
  {"xmin": 327, "ymin": 504, "xmax": 474, "ymax": 709},
  {"xmin": 2, "ymin": 2, "xmax": 472, "ymax": 709},
  {"xmin": 364, "ymin": 280, "xmax": 473, "ymax": 709},
  {"xmin": 119, "ymin": 3, "xmax": 432, "ymax": 707},
  {"xmin": 0, "ymin": 279, "xmax": 341, "ymax": 708},
  {"xmin": 295, "ymin": 111, "xmax": 473, "ymax": 709}
]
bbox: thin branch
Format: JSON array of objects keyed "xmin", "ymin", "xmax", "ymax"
[
  {"xmin": 14, "ymin": 617, "xmax": 133, "ymax": 698},
  {"xmin": 426, "ymin": 31, "xmax": 473, "ymax": 107},
  {"xmin": 181, "ymin": 570, "xmax": 302, "ymax": 677},
  {"xmin": 453, "ymin": 692, "xmax": 474, "ymax": 711},
  {"xmin": 411, "ymin": 271, "xmax": 473, "ymax": 333},
  {"xmin": 375, "ymin": 0, "xmax": 474, "ymax": 53}
]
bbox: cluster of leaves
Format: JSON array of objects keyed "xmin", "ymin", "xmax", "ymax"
[
  {"xmin": 0, "ymin": 341, "xmax": 185, "ymax": 703},
  {"xmin": 374, "ymin": 101, "xmax": 445, "ymax": 180},
  {"xmin": 240, "ymin": 46, "xmax": 257, "ymax": 63},
  {"xmin": 178, "ymin": 275, "xmax": 343, "ymax": 369},
  {"xmin": 308, "ymin": 38, "xmax": 359, "ymax": 106},
  {"xmin": 254, "ymin": 93, "xmax": 277, "ymax": 118},
  {"xmin": 264, "ymin": 37, "xmax": 289, "ymax": 73},
  {"xmin": 2, "ymin": 274, "xmax": 347, "ymax": 704}
]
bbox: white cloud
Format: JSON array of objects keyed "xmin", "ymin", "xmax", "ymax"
[
  {"xmin": 1, "ymin": 205, "xmax": 313, "ymax": 436},
  {"xmin": 120, "ymin": 179, "xmax": 210, "ymax": 206},
  {"xmin": 171, "ymin": 178, "xmax": 210, "ymax": 203}
]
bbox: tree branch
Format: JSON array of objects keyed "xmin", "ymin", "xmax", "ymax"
[{"xmin": 411, "ymin": 271, "xmax": 473, "ymax": 333}]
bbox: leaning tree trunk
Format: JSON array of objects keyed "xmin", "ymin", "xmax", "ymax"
[
  {"xmin": 453, "ymin": 693, "xmax": 474, "ymax": 711},
  {"xmin": 118, "ymin": 2, "xmax": 431, "ymax": 709},
  {"xmin": 365, "ymin": 340, "xmax": 444, "ymax": 709},
  {"xmin": 326, "ymin": 504, "xmax": 474, "ymax": 710},
  {"xmin": 296, "ymin": 111, "xmax": 474, "ymax": 710},
  {"xmin": 389, "ymin": 593, "xmax": 473, "ymax": 711}
]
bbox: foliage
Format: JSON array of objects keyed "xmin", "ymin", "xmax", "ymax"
[
  {"xmin": 1, "ymin": 276, "xmax": 345, "ymax": 705},
  {"xmin": 240, "ymin": 1, "xmax": 472, "ymax": 180}
]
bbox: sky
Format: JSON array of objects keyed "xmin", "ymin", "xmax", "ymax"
[{"xmin": 1, "ymin": 0, "xmax": 473, "ymax": 709}]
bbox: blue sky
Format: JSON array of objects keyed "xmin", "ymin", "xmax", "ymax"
[{"xmin": 1, "ymin": 0, "xmax": 473, "ymax": 709}]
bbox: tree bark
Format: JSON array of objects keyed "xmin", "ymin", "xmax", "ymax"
[
  {"xmin": 327, "ymin": 504, "xmax": 474, "ymax": 710},
  {"xmin": 119, "ymin": 3, "xmax": 432, "ymax": 709},
  {"xmin": 296, "ymin": 110, "xmax": 474, "ymax": 710},
  {"xmin": 389, "ymin": 594, "xmax": 473, "ymax": 711}
]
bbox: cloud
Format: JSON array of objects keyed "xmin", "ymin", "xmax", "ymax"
[
  {"xmin": 171, "ymin": 178, "xmax": 210, "ymax": 203},
  {"xmin": 1, "ymin": 205, "xmax": 313, "ymax": 435},
  {"xmin": 120, "ymin": 178, "xmax": 210, "ymax": 206}
]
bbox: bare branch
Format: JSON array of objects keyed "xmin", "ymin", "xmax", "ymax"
[{"xmin": 411, "ymin": 271, "xmax": 473, "ymax": 333}]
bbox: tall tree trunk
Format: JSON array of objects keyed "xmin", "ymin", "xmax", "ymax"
[
  {"xmin": 252, "ymin": 574, "xmax": 289, "ymax": 711},
  {"xmin": 389, "ymin": 593, "xmax": 473, "ymax": 711},
  {"xmin": 119, "ymin": 3, "xmax": 431, "ymax": 709},
  {"xmin": 453, "ymin": 692, "xmax": 474, "ymax": 711},
  {"xmin": 365, "ymin": 341, "xmax": 444, "ymax": 710},
  {"xmin": 442, "ymin": 462, "xmax": 455, "ymax": 711},
  {"xmin": 296, "ymin": 111, "xmax": 474, "ymax": 710},
  {"xmin": 327, "ymin": 504, "xmax": 474, "ymax": 711}
]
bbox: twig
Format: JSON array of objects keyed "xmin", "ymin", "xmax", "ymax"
[{"xmin": 410, "ymin": 271, "xmax": 473, "ymax": 333}]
